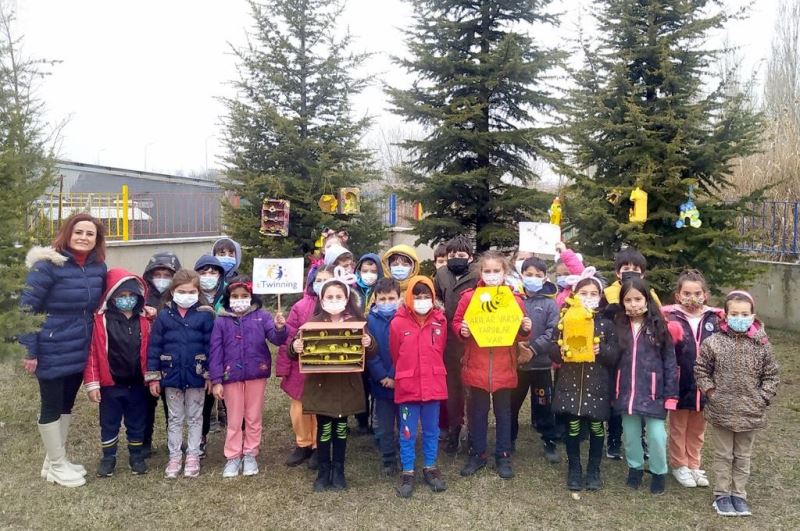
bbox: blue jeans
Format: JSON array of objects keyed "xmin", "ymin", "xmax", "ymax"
[
  {"xmin": 469, "ymin": 387, "xmax": 512, "ymax": 458},
  {"xmin": 398, "ymin": 401, "xmax": 440, "ymax": 472},
  {"xmin": 373, "ymin": 398, "xmax": 398, "ymax": 462}
]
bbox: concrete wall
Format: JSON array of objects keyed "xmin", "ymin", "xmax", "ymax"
[
  {"xmin": 106, "ymin": 237, "xmax": 220, "ymax": 274},
  {"xmin": 746, "ymin": 260, "xmax": 800, "ymax": 332}
]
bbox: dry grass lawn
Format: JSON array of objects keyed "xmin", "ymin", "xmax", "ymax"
[{"xmin": 1, "ymin": 329, "xmax": 799, "ymax": 530}]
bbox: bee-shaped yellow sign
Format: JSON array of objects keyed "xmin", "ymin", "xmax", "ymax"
[
  {"xmin": 463, "ymin": 286, "xmax": 524, "ymax": 348},
  {"xmin": 557, "ymin": 295, "xmax": 599, "ymax": 363}
]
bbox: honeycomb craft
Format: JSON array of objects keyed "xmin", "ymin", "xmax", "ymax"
[
  {"xmin": 298, "ymin": 322, "xmax": 367, "ymax": 374},
  {"xmin": 556, "ymin": 295, "xmax": 599, "ymax": 363}
]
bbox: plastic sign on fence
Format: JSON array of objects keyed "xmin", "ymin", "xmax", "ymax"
[
  {"xmin": 519, "ymin": 222, "xmax": 561, "ymax": 257},
  {"xmin": 252, "ymin": 258, "xmax": 305, "ymax": 294},
  {"xmin": 463, "ymin": 286, "xmax": 523, "ymax": 348}
]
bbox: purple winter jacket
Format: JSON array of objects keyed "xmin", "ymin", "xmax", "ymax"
[
  {"xmin": 276, "ymin": 291, "xmax": 318, "ymax": 400},
  {"xmin": 208, "ymin": 305, "xmax": 288, "ymax": 385}
]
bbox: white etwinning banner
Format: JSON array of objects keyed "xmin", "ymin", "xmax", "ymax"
[
  {"xmin": 252, "ymin": 258, "xmax": 305, "ymax": 294},
  {"xmin": 519, "ymin": 222, "xmax": 561, "ymax": 257}
]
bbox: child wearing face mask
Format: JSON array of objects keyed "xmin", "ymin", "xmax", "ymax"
[
  {"xmin": 381, "ymin": 245, "xmax": 420, "ymax": 297},
  {"xmin": 208, "ymin": 277, "xmax": 287, "ymax": 478},
  {"xmin": 277, "ymin": 266, "xmax": 334, "ymax": 468},
  {"xmin": 355, "ymin": 254, "xmax": 385, "ymax": 313},
  {"xmin": 452, "ymin": 251, "xmax": 531, "ymax": 480},
  {"xmin": 291, "ymin": 279, "xmax": 376, "ymax": 492},
  {"xmin": 613, "ymin": 277, "xmax": 678, "ymax": 495},
  {"xmin": 366, "ymin": 278, "xmax": 402, "ymax": 476},
  {"xmin": 146, "ymin": 269, "xmax": 215, "ymax": 479},
  {"xmin": 84, "ymin": 269, "xmax": 152, "ymax": 478},
  {"xmin": 512, "ymin": 257, "xmax": 561, "ymax": 462},
  {"xmin": 553, "ymin": 242, "xmax": 585, "ymax": 308},
  {"xmin": 695, "ymin": 290, "xmax": 778, "ymax": 517},
  {"xmin": 550, "ymin": 273, "xmax": 618, "ymax": 492},
  {"xmin": 390, "ymin": 276, "xmax": 448, "ymax": 498},
  {"xmin": 661, "ymin": 269, "xmax": 720, "ymax": 489},
  {"xmin": 212, "ymin": 237, "xmax": 242, "ymax": 280}
]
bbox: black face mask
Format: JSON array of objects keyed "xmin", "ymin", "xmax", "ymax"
[
  {"xmin": 447, "ymin": 257, "xmax": 469, "ymax": 276},
  {"xmin": 620, "ymin": 271, "xmax": 641, "ymax": 282}
]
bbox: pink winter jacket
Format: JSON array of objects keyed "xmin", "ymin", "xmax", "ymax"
[
  {"xmin": 555, "ymin": 248, "xmax": 585, "ymax": 308},
  {"xmin": 276, "ymin": 292, "xmax": 318, "ymax": 400}
]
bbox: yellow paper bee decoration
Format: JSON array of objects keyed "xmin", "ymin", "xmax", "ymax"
[{"xmin": 557, "ymin": 295, "xmax": 599, "ymax": 363}]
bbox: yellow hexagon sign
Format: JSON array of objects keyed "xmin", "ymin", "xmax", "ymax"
[{"xmin": 464, "ymin": 286, "xmax": 524, "ymax": 348}]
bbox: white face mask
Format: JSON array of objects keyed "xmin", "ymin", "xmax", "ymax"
[
  {"xmin": 413, "ymin": 299, "xmax": 433, "ymax": 315},
  {"xmin": 199, "ymin": 275, "xmax": 219, "ymax": 291},
  {"xmin": 578, "ymin": 295, "xmax": 600, "ymax": 310},
  {"xmin": 173, "ymin": 293, "xmax": 198, "ymax": 309},
  {"xmin": 230, "ymin": 298, "xmax": 251, "ymax": 313},
  {"xmin": 153, "ymin": 278, "xmax": 171, "ymax": 293},
  {"xmin": 322, "ymin": 299, "xmax": 347, "ymax": 316},
  {"xmin": 361, "ymin": 272, "xmax": 378, "ymax": 286},
  {"xmin": 482, "ymin": 273, "xmax": 503, "ymax": 286}
]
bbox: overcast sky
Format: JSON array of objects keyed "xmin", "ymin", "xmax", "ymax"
[{"xmin": 14, "ymin": 0, "xmax": 778, "ymax": 175}]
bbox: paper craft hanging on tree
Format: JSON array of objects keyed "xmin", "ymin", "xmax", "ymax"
[
  {"xmin": 629, "ymin": 186, "xmax": 648, "ymax": 223},
  {"xmin": 260, "ymin": 199, "xmax": 290, "ymax": 237},
  {"xmin": 548, "ymin": 197, "xmax": 562, "ymax": 226},
  {"xmin": 337, "ymin": 188, "xmax": 360, "ymax": 214},
  {"xmin": 318, "ymin": 194, "xmax": 338, "ymax": 213},
  {"xmin": 675, "ymin": 186, "xmax": 702, "ymax": 229},
  {"xmin": 519, "ymin": 222, "xmax": 561, "ymax": 258}
]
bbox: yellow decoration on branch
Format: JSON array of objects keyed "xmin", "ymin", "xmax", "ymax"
[
  {"xmin": 318, "ymin": 194, "xmax": 339, "ymax": 213},
  {"xmin": 629, "ymin": 187, "xmax": 648, "ymax": 223},
  {"xmin": 556, "ymin": 295, "xmax": 598, "ymax": 363},
  {"xmin": 548, "ymin": 197, "xmax": 562, "ymax": 226}
]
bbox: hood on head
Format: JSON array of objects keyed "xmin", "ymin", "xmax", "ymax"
[
  {"xmin": 143, "ymin": 251, "xmax": 182, "ymax": 281},
  {"xmin": 404, "ymin": 275, "xmax": 436, "ymax": 309},
  {"xmin": 324, "ymin": 245, "xmax": 353, "ymax": 267},
  {"xmin": 100, "ymin": 268, "xmax": 147, "ymax": 314},
  {"xmin": 213, "ymin": 237, "xmax": 242, "ymax": 273},
  {"xmin": 356, "ymin": 253, "xmax": 384, "ymax": 285},
  {"xmin": 381, "ymin": 245, "xmax": 420, "ymax": 283},
  {"xmin": 194, "ymin": 254, "xmax": 225, "ymax": 276}
]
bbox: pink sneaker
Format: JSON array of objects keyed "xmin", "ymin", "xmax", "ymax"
[
  {"xmin": 164, "ymin": 457, "xmax": 182, "ymax": 479},
  {"xmin": 184, "ymin": 455, "xmax": 200, "ymax": 478}
]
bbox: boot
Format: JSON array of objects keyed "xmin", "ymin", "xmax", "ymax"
[
  {"xmin": 495, "ymin": 453, "xmax": 514, "ymax": 480},
  {"xmin": 285, "ymin": 445, "xmax": 313, "ymax": 467},
  {"xmin": 38, "ymin": 421, "xmax": 86, "ymax": 487},
  {"xmin": 460, "ymin": 454, "xmax": 487, "ymax": 476},
  {"xmin": 307, "ymin": 449, "xmax": 319, "ymax": 470},
  {"xmin": 330, "ymin": 462, "xmax": 347, "ymax": 490},
  {"xmin": 41, "ymin": 414, "xmax": 87, "ymax": 479},
  {"xmin": 96, "ymin": 455, "xmax": 116, "ymax": 478},
  {"xmin": 129, "ymin": 447, "xmax": 148, "ymax": 475},
  {"xmin": 565, "ymin": 436, "xmax": 583, "ymax": 491},
  {"xmin": 543, "ymin": 440, "xmax": 560, "ymax": 464},
  {"xmin": 585, "ymin": 435, "xmax": 603, "ymax": 491},
  {"xmin": 313, "ymin": 462, "xmax": 332, "ymax": 492},
  {"xmin": 650, "ymin": 473, "xmax": 666, "ymax": 496},
  {"xmin": 626, "ymin": 468, "xmax": 644, "ymax": 490}
]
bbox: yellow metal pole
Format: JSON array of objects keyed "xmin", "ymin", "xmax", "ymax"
[{"xmin": 122, "ymin": 185, "xmax": 129, "ymax": 241}]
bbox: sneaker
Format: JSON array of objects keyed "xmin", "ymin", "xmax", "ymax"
[
  {"xmin": 242, "ymin": 454, "xmax": 259, "ymax": 476},
  {"xmin": 495, "ymin": 454, "xmax": 514, "ymax": 480},
  {"xmin": 445, "ymin": 427, "xmax": 461, "ymax": 456},
  {"xmin": 184, "ymin": 455, "xmax": 200, "ymax": 478},
  {"xmin": 199, "ymin": 436, "xmax": 208, "ymax": 459},
  {"xmin": 164, "ymin": 457, "xmax": 182, "ymax": 479},
  {"xmin": 223, "ymin": 457, "xmax": 242, "ymax": 478},
  {"xmin": 713, "ymin": 495, "xmax": 738, "ymax": 517},
  {"xmin": 543, "ymin": 441, "xmax": 560, "ymax": 464},
  {"xmin": 396, "ymin": 472, "xmax": 415, "ymax": 498},
  {"xmin": 285, "ymin": 446, "xmax": 313, "ymax": 467},
  {"xmin": 423, "ymin": 466, "xmax": 447, "ymax": 492},
  {"xmin": 606, "ymin": 440, "xmax": 622, "ymax": 460},
  {"xmin": 460, "ymin": 455, "xmax": 487, "ymax": 477},
  {"xmin": 129, "ymin": 453, "xmax": 148, "ymax": 475},
  {"xmin": 730, "ymin": 496, "xmax": 751, "ymax": 516},
  {"xmin": 96, "ymin": 455, "xmax": 116, "ymax": 478},
  {"xmin": 626, "ymin": 468, "xmax": 643, "ymax": 490},
  {"xmin": 650, "ymin": 473, "xmax": 666, "ymax": 495},
  {"xmin": 690, "ymin": 468, "xmax": 709, "ymax": 487},
  {"xmin": 672, "ymin": 466, "xmax": 697, "ymax": 487}
]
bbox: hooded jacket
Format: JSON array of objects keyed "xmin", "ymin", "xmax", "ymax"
[
  {"xmin": 354, "ymin": 253, "xmax": 384, "ymax": 313},
  {"xmin": 20, "ymin": 246, "xmax": 107, "ymax": 380},
  {"xmin": 452, "ymin": 282, "xmax": 530, "ymax": 393},
  {"xmin": 695, "ymin": 318, "xmax": 779, "ymax": 432},
  {"xmin": 324, "ymin": 245, "xmax": 354, "ymax": 268},
  {"xmin": 84, "ymin": 269, "xmax": 151, "ymax": 391},
  {"xmin": 381, "ymin": 244, "xmax": 420, "ymax": 294},
  {"xmin": 142, "ymin": 251, "xmax": 181, "ymax": 308},
  {"xmin": 212, "ymin": 237, "xmax": 242, "ymax": 280},
  {"xmin": 389, "ymin": 276, "xmax": 448, "ymax": 404},
  {"xmin": 208, "ymin": 302, "xmax": 288, "ymax": 385},
  {"xmin": 366, "ymin": 298, "xmax": 396, "ymax": 401},
  {"xmin": 662, "ymin": 304, "xmax": 720, "ymax": 411},
  {"xmin": 521, "ymin": 280, "xmax": 560, "ymax": 370},
  {"xmin": 194, "ymin": 255, "xmax": 226, "ymax": 311},
  {"xmin": 276, "ymin": 269, "xmax": 319, "ymax": 400}
]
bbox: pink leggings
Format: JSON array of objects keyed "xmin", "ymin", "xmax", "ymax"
[{"xmin": 223, "ymin": 378, "xmax": 267, "ymax": 459}]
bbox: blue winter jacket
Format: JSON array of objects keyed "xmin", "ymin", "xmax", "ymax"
[
  {"xmin": 20, "ymin": 246, "xmax": 107, "ymax": 380},
  {"xmin": 366, "ymin": 306, "xmax": 395, "ymax": 400},
  {"xmin": 146, "ymin": 302, "xmax": 215, "ymax": 389}
]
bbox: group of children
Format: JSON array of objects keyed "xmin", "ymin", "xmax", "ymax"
[{"xmin": 80, "ymin": 232, "xmax": 779, "ymax": 518}]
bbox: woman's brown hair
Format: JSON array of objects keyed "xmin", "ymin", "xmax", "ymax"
[
  {"xmin": 166, "ymin": 269, "xmax": 200, "ymax": 302},
  {"xmin": 52, "ymin": 213, "xmax": 107, "ymax": 263}
]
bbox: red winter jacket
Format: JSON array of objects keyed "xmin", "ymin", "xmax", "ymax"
[
  {"xmin": 83, "ymin": 269, "xmax": 151, "ymax": 392},
  {"xmin": 452, "ymin": 283, "xmax": 529, "ymax": 392},
  {"xmin": 389, "ymin": 276, "xmax": 448, "ymax": 404}
]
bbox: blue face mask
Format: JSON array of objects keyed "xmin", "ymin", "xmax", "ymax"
[
  {"xmin": 374, "ymin": 301, "xmax": 398, "ymax": 318},
  {"xmin": 523, "ymin": 276, "xmax": 545, "ymax": 293},
  {"xmin": 727, "ymin": 315, "xmax": 754, "ymax": 333},
  {"xmin": 390, "ymin": 265, "xmax": 412, "ymax": 280},
  {"xmin": 217, "ymin": 255, "xmax": 237, "ymax": 274},
  {"xmin": 312, "ymin": 282, "xmax": 324, "ymax": 297},
  {"xmin": 114, "ymin": 295, "xmax": 138, "ymax": 312},
  {"xmin": 556, "ymin": 276, "xmax": 569, "ymax": 289}
]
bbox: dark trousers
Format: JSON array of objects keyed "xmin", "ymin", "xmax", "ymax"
[
  {"xmin": 608, "ymin": 414, "xmax": 623, "ymax": 445},
  {"xmin": 316, "ymin": 415, "xmax": 348, "ymax": 465},
  {"xmin": 355, "ymin": 373, "xmax": 371, "ymax": 429},
  {"xmin": 202, "ymin": 393, "xmax": 227, "ymax": 437},
  {"xmin": 564, "ymin": 413, "xmax": 605, "ymax": 467},
  {"xmin": 373, "ymin": 397, "xmax": 398, "ymax": 462},
  {"xmin": 468, "ymin": 387, "xmax": 512, "ymax": 458},
  {"xmin": 510, "ymin": 369, "xmax": 559, "ymax": 444},
  {"xmin": 144, "ymin": 390, "xmax": 169, "ymax": 446},
  {"xmin": 38, "ymin": 372, "xmax": 84, "ymax": 424},
  {"xmin": 445, "ymin": 349, "xmax": 466, "ymax": 431},
  {"xmin": 99, "ymin": 384, "xmax": 148, "ymax": 456}
]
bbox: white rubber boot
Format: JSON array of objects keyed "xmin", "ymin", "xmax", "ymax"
[
  {"xmin": 38, "ymin": 421, "xmax": 86, "ymax": 487},
  {"xmin": 40, "ymin": 415, "xmax": 86, "ymax": 478}
]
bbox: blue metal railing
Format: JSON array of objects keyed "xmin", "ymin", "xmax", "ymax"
[{"xmin": 736, "ymin": 201, "xmax": 800, "ymax": 256}]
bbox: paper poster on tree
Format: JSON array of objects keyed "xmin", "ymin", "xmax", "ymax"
[
  {"xmin": 463, "ymin": 286, "xmax": 524, "ymax": 348},
  {"xmin": 519, "ymin": 222, "xmax": 561, "ymax": 257},
  {"xmin": 252, "ymin": 258, "xmax": 305, "ymax": 294}
]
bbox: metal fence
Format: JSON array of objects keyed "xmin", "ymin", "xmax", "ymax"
[{"xmin": 736, "ymin": 201, "xmax": 799, "ymax": 258}]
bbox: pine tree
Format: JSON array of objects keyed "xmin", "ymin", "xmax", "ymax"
[
  {"xmin": 388, "ymin": 0, "xmax": 562, "ymax": 252},
  {"xmin": 220, "ymin": 0, "xmax": 386, "ymax": 270},
  {"xmin": 564, "ymin": 0, "xmax": 764, "ymax": 295},
  {"xmin": 0, "ymin": 6, "xmax": 55, "ymax": 358}
]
